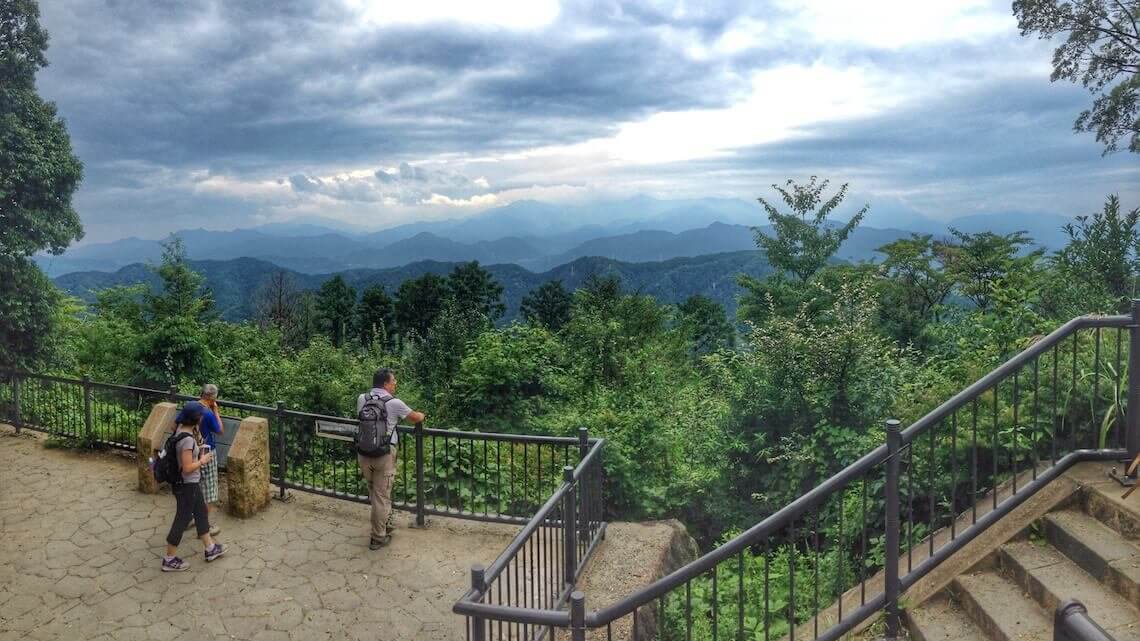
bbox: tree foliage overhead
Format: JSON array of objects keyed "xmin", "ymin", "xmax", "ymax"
[
  {"xmin": 0, "ymin": 0, "xmax": 82, "ymax": 368},
  {"xmin": 1014, "ymin": 0, "xmax": 1140, "ymax": 153},
  {"xmin": 0, "ymin": 0, "xmax": 83, "ymax": 258}
]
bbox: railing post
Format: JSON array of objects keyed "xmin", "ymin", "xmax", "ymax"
[
  {"xmin": 167, "ymin": 385, "xmax": 178, "ymax": 402},
  {"xmin": 82, "ymin": 376, "xmax": 94, "ymax": 444},
  {"xmin": 578, "ymin": 427, "xmax": 590, "ymax": 547},
  {"xmin": 884, "ymin": 419, "xmax": 902, "ymax": 640},
  {"xmin": 1054, "ymin": 599, "xmax": 1115, "ymax": 641},
  {"xmin": 570, "ymin": 590, "xmax": 586, "ymax": 641},
  {"xmin": 563, "ymin": 465, "xmax": 578, "ymax": 586},
  {"xmin": 274, "ymin": 401, "xmax": 290, "ymax": 501},
  {"xmin": 12, "ymin": 373, "xmax": 21, "ymax": 434},
  {"xmin": 470, "ymin": 565, "xmax": 487, "ymax": 641},
  {"xmin": 1126, "ymin": 300, "xmax": 1140, "ymax": 470},
  {"xmin": 415, "ymin": 421, "xmax": 426, "ymax": 527}
]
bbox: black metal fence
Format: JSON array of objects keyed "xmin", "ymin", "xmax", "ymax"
[
  {"xmin": 453, "ymin": 305, "xmax": 1139, "ymax": 640},
  {"xmin": 461, "ymin": 439, "xmax": 607, "ymax": 641},
  {"xmin": 0, "ymin": 370, "xmax": 604, "ymax": 530}
]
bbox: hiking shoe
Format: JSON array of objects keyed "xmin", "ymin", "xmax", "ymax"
[
  {"xmin": 368, "ymin": 535, "xmax": 391, "ymax": 550},
  {"xmin": 161, "ymin": 557, "xmax": 189, "ymax": 572},
  {"xmin": 204, "ymin": 544, "xmax": 226, "ymax": 562},
  {"xmin": 209, "ymin": 524, "xmax": 221, "ymax": 536}
]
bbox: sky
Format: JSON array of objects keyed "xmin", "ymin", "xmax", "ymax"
[{"xmin": 35, "ymin": 0, "xmax": 1140, "ymax": 244}]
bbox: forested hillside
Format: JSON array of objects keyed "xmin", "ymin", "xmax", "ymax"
[{"xmin": 54, "ymin": 251, "xmax": 777, "ymax": 322}]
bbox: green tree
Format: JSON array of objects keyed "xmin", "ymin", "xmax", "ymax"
[
  {"xmin": 444, "ymin": 324, "xmax": 567, "ymax": 432},
  {"xmin": 315, "ymin": 275, "xmax": 356, "ymax": 348},
  {"xmin": 520, "ymin": 280, "xmax": 573, "ymax": 331},
  {"xmin": 877, "ymin": 234, "xmax": 953, "ymax": 348},
  {"xmin": 677, "ymin": 295, "xmax": 735, "ymax": 356},
  {"xmin": 404, "ymin": 301, "xmax": 488, "ymax": 403},
  {"xmin": 0, "ymin": 0, "xmax": 83, "ymax": 368},
  {"xmin": 1014, "ymin": 0, "xmax": 1140, "ymax": 153},
  {"xmin": 132, "ymin": 241, "xmax": 217, "ymax": 385},
  {"xmin": 1054, "ymin": 194, "xmax": 1140, "ymax": 305},
  {"xmin": 447, "ymin": 261, "xmax": 505, "ymax": 322},
  {"xmin": 395, "ymin": 273, "xmax": 448, "ymax": 339},
  {"xmin": 938, "ymin": 229, "xmax": 1043, "ymax": 311},
  {"xmin": 145, "ymin": 239, "xmax": 214, "ymax": 322},
  {"xmin": 564, "ymin": 275, "xmax": 670, "ymax": 387},
  {"xmin": 355, "ymin": 284, "xmax": 395, "ymax": 350},
  {"xmin": 751, "ymin": 176, "xmax": 869, "ymax": 281},
  {"xmin": 0, "ymin": 256, "xmax": 63, "ymax": 368}
]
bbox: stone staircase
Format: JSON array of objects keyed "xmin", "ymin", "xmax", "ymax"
[{"xmin": 906, "ymin": 480, "xmax": 1140, "ymax": 641}]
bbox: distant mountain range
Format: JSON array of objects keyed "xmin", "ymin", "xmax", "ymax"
[
  {"xmin": 36, "ymin": 196, "xmax": 1076, "ymax": 278},
  {"xmin": 54, "ymin": 252, "xmax": 779, "ymax": 323}
]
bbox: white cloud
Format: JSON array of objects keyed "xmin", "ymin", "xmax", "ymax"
[
  {"xmin": 775, "ymin": 0, "xmax": 1013, "ymax": 49},
  {"xmin": 530, "ymin": 62, "xmax": 909, "ymax": 165},
  {"xmin": 423, "ymin": 193, "xmax": 499, "ymax": 207}
]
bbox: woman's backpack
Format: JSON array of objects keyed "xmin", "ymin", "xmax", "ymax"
[{"xmin": 154, "ymin": 432, "xmax": 193, "ymax": 486}]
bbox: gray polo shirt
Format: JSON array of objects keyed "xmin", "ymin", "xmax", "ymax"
[{"xmin": 356, "ymin": 389, "xmax": 412, "ymax": 445}]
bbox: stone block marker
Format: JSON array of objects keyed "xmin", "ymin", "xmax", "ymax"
[
  {"xmin": 137, "ymin": 402, "xmax": 178, "ymax": 493},
  {"xmin": 226, "ymin": 416, "xmax": 271, "ymax": 517}
]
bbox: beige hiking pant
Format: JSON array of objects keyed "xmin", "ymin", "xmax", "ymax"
[{"xmin": 358, "ymin": 451, "xmax": 397, "ymax": 539}]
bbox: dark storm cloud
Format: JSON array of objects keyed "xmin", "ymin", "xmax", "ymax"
[
  {"xmin": 30, "ymin": 0, "xmax": 1139, "ymax": 242},
  {"xmin": 37, "ymin": 0, "xmax": 748, "ymax": 174}
]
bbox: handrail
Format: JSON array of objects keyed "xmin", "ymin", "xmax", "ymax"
[
  {"xmin": 449, "ymin": 308, "xmax": 1138, "ymax": 640},
  {"xmin": 900, "ymin": 314, "xmax": 1129, "ymax": 445},
  {"xmin": 459, "ymin": 437, "xmax": 606, "ymax": 595},
  {"xmin": 586, "ymin": 312, "xmax": 1130, "ymax": 626},
  {"xmin": 1055, "ymin": 600, "xmax": 1119, "ymax": 641}
]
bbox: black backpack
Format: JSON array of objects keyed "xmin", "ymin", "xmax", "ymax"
[
  {"xmin": 356, "ymin": 392, "xmax": 393, "ymax": 457},
  {"xmin": 154, "ymin": 432, "xmax": 193, "ymax": 486}
]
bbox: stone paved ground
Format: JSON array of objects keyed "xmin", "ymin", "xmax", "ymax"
[{"xmin": 0, "ymin": 424, "xmax": 522, "ymax": 641}]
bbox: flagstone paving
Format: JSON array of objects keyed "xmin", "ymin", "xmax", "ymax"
[{"xmin": 0, "ymin": 424, "xmax": 521, "ymax": 641}]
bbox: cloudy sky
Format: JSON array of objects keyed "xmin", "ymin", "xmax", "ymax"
[{"xmin": 36, "ymin": 0, "xmax": 1140, "ymax": 243}]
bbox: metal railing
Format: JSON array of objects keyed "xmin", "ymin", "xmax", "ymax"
[
  {"xmin": 461, "ymin": 437, "xmax": 607, "ymax": 641},
  {"xmin": 0, "ymin": 370, "xmax": 605, "ymax": 530},
  {"xmin": 1055, "ymin": 601, "xmax": 1118, "ymax": 641},
  {"xmin": 452, "ymin": 304, "xmax": 1139, "ymax": 640}
]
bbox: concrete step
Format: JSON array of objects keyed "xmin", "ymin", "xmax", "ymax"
[
  {"xmin": 904, "ymin": 593, "xmax": 989, "ymax": 641},
  {"xmin": 1045, "ymin": 509, "xmax": 1140, "ymax": 607},
  {"xmin": 952, "ymin": 570, "xmax": 1051, "ymax": 641},
  {"xmin": 1068, "ymin": 465, "xmax": 1140, "ymax": 540},
  {"xmin": 1000, "ymin": 539, "xmax": 1140, "ymax": 640}
]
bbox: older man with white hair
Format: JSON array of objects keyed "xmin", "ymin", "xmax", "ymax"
[{"xmin": 197, "ymin": 383, "xmax": 224, "ymax": 536}]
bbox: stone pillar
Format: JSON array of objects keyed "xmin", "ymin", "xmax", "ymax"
[
  {"xmin": 226, "ymin": 416, "xmax": 271, "ymax": 517},
  {"xmin": 137, "ymin": 402, "xmax": 178, "ymax": 494}
]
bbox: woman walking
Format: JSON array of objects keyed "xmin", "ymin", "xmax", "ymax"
[{"xmin": 162, "ymin": 401, "xmax": 226, "ymax": 571}]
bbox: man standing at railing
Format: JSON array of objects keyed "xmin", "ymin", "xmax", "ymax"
[{"xmin": 357, "ymin": 368, "xmax": 424, "ymax": 550}]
